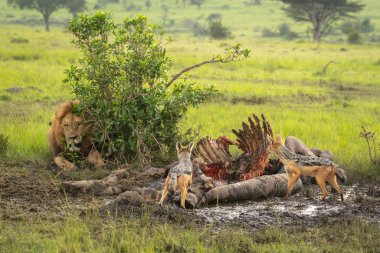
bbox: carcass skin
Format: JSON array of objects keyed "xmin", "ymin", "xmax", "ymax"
[
  {"xmin": 285, "ymin": 136, "xmax": 334, "ymax": 161},
  {"xmin": 284, "ymin": 136, "xmax": 316, "ymax": 157}
]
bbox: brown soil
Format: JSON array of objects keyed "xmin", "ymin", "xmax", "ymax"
[
  {"xmin": 0, "ymin": 162, "xmax": 104, "ymax": 221},
  {"xmin": 1, "ymin": 161, "xmax": 379, "ymax": 231}
]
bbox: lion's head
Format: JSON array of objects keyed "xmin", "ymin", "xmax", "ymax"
[{"xmin": 48, "ymin": 100, "xmax": 92, "ymax": 155}]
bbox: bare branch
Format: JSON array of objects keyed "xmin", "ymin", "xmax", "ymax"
[
  {"xmin": 360, "ymin": 126, "xmax": 379, "ymax": 165},
  {"xmin": 165, "ymin": 57, "xmax": 219, "ymax": 88},
  {"xmin": 166, "ymin": 43, "xmax": 250, "ymax": 88},
  {"xmin": 322, "ymin": 60, "xmax": 337, "ymax": 74}
]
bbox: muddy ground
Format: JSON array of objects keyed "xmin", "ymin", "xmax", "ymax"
[{"xmin": 1, "ymin": 161, "xmax": 379, "ymax": 231}]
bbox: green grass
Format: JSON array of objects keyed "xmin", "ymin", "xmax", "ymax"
[
  {"xmin": 1, "ymin": 214, "xmax": 379, "ymax": 253},
  {"xmin": 1, "ymin": 1, "xmax": 380, "ymax": 252},
  {"xmin": 2, "ymin": 0, "xmax": 380, "ymax": 39},
  {"xmin": 1, "ymin": 23, "xmax": 379, "ymax": 177}
]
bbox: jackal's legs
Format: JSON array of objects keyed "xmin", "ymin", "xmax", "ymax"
[
  {"xmin": 315, "ymin": 176, "xmax": 328, "ymax": 200},
  {"xmin": 286, "ymin": 172, "xmax": 293, "ymax": 197},
  {"xmin": 328, "ymin": 176, "xmax": 344, "ymax": 201},
  {"xmin": 178, "ymin": 175, "xmax": 187, "ymax": 208},
  {"xmin": 286, "ymin": 171, "xmax": 301, "ymax": 197}
]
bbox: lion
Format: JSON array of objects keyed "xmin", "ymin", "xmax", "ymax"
[{"xmin": 47, "ymin": 100, "xmax": 105, "ymax": 172}]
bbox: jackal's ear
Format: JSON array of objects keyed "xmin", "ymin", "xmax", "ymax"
[
  {"xmin": 176, "ymin": 142, "xmax": 181, "ymax": 153},
  {"xmin": 188, "ymin": 141, "xmax": 194, "ymax": 152}
]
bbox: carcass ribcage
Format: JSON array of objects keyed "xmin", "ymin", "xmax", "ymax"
[
  {"xmin": 192, "ymin": 136, "xmax": 235, "ymax": 180},
  {"xmin": 232, "ymin": 114, "xmax": 273, "ymax": 180},
  {"xmin": 192, "ymin": 114, "xmax": 273, "ymax": 181}
]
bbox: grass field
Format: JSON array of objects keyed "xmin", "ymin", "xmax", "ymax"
[
  {"xmin": 0, "ymin": 1, "xmax": 380, "ymax": 252},
  {"xmin": 1, "ymin": 215, "xmax": 379, "ymax": 253},
  {"xmin": 0, "ymin": 24, "xmax": 379, "ymax": 177}
]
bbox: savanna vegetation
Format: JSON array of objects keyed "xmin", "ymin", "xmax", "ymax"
[{"xmin": 0, "ymin": 0, "xmax": 380, "ymax": 252}]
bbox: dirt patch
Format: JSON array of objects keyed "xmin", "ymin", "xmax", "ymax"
[
  {"xmin": 4, "ymin": 86, "xmax": 43, "ymax": 94},
  {"xmin": 228, "ymin": 94, "xmax": 329, "ymax": 106},
  {"xmin": 230, "ymin": 96, "xmax": 269, "ymax": 105},
  {"xmin": 1, "ymin": 162, "xmax": 379, "ymax": 231},
  {"xmin": 0, "ymin": 162, "xmax": 101, "ymax": 221}
]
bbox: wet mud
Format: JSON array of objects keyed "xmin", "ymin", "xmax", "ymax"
[
  {"xmin": 192, "ymin": 184, "xmax": 380, "ymax": 230},
  {"xmin": 1, "ymin": 162, "xmax": 379, "ymax": 231}
]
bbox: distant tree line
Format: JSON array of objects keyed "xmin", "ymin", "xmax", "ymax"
[
  {"xmin": 7, "ymin": 0, "xmax": 375, "ymax": 44},
  {"xmin": 7, "ymin": 0, "xmax": 85, "ymax": 31}
]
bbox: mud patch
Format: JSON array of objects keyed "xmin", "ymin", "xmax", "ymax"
[
  {"xmin": 192, "ymin": 184, "xmax": 380, "ymax": 230},
  {"xmin": 1, "ymin": 162, "xmax": 379, "ymax": 232},
  {"xmin": 0, "ymin": 162, "xmax": 101, "ymax": 221},
  {"xmin": 4, "ymin": 86, "xmax": 43, "ymax": 94},
  {"xmin": 230, "ymin": 96, "xmax": 269, "ymax": 105}
]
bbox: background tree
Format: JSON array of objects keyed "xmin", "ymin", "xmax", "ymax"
[
  {"xmin": 280, "ymin": 0, "xmax": 364, "ymax": 43},
  {"xmin": 8, "ymin": 0, "xmax": 64, "ymax": 31},
  {"xmin": 161, "ymin": 4, "xmax": 168, "ymax": 27},
  {"xmin": 190, "ymin": 0, "xmax": 204, "ymax": 10},
  {"xmin": 360, "ymin": 18, "xmax": 374, "ymax": 34},
  {"xmin": 145, "ymin": 0, "xmax": 151, "ymax": 11},
  {"xmin": 7, "ymin": 0, "xmax": 86, "ymax": 31},
  {"xmin": 66, "ymin": 0, "xmax": 86, "ymax": 18}
]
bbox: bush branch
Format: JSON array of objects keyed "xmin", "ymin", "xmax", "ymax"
[
  {"xmin": 166, "ymin": 43, "xmax": 250, "ymax": 88},
  {"xmin": 166, "ymin": 58, "xmax": 219, "ymax": 88}
]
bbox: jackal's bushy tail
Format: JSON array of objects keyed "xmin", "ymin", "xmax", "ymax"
[
  {"xmin": 169, "ymin": 172, "xmax": 178, "ymax": 190},
  {"xmin": 335, "ymin": 166, "xmax": 347, "ymax": 184}
]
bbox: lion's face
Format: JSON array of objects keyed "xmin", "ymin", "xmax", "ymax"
[{"xmin": 61, "ymin": 113, "xmax": 87, "ymax": 152}]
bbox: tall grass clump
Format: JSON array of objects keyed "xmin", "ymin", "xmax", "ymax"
[{"xmin": 0, "ymin": 133, "xmax": 9, "ymax": 157}]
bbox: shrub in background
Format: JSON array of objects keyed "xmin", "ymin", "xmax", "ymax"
[
  {"xmin": 348, "ymin": 31, "xmax": 362, "ymax": 44},
  {"xmin": 278, "ymin": 23, "xmax": 291, "ymax": 36},
  {"xmin": 261, "ymin": 27, "xmax": 277, "ymax": 37},
  {"xmin": 10, "ymin": 37, "xmax": 29, "ymax": 44},
  {"xmin": 0, "ymin": 134, "xmax": 9, "ymax": 157},
  {"xmin": 65, "ymin": 12, "xmax": 249, "ymax": 165},
  {"xmin": 341, "ymin": 18, "xmax": 374, "ymax": 35},
  {"xmin": 182, "ymin": 18, "xmax": 208, "ymax": 36},
  {"xmin": 360, "ymin": 18, "xmax": 374, "ymax": 34},
  {"xmin": 209, "ymin": 20, "xmax": 231, "ymax": 39}
]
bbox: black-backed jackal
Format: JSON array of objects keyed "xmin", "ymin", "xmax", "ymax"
[
  {"xmin": 269, "ymin": 135, "xmax": 344, "ymax": 201},
  {"xmin": 159, "ymin": 142, "xmax": 194, "ymax": 208}
]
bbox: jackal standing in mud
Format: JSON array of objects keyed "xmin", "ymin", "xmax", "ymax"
[
  {"xmin": 269, "ymin": 135, "xmax": 344, "ymax": 201},
  {"xmin": 159, "ymin": 142, "xmax": 194, "ymax": 208}
]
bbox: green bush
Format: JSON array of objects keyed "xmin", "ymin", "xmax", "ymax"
[
  {"xmin": 283, "ymin": 31, "xmax": 299, "ymax": 40},
  {"xmin": 0, "ymin": 134, "xmax": 9, "ymax": 157},
  {"xmin": 348, "ymin": 31, "xmax": 362, "ymax": 44},
  {"xmin": 64, "ymin": 12, "xmax": 249, "ymax": 165},
  {"xmin": 10, "ymin": 37, "xmax": 29, "ymax": 44},
  {"xmin": 277, "ymin": 23, "xmax": 298, "ymax": 40},
  {"xmin": 261, "ymin": 27, "xmax": 277, "ymax": 37},
  {"xmin": 209, "ymin": 20, "xmax": 231, "ymax": 39},
  {"xmin": 360, "ymin": 18, "xmax": 374, "ymax": 33},
  {"xmin": 183, "ymin": 18, "xmax": 208, "ymax": 36},
  {"xmin": 278, "ymin": 23, "xmax": 290, "ymax": 36},
  {"xmin": 341, "ymin": 18, "xmax": 374, "ymax": 35}
]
